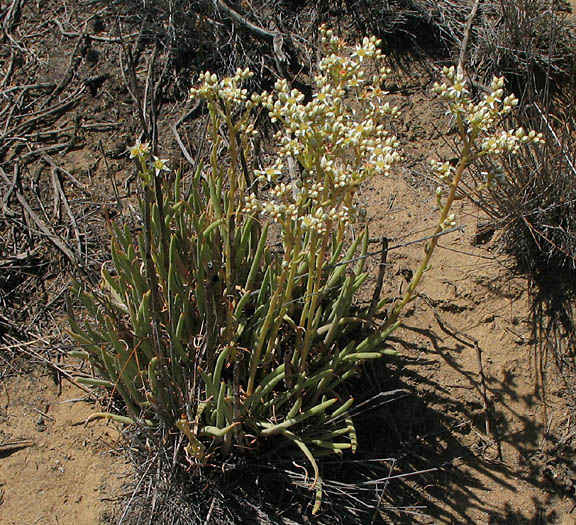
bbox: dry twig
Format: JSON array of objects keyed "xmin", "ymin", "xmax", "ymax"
[{"xmin": 430, "ymin": 307, "xmax": 494, "ymax": 442}]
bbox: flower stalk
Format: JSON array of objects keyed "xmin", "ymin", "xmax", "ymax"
[{"xmin": 384, "ymin": 67, "xmax": 543, "ymax": 329}]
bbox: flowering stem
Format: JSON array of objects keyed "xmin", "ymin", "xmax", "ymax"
[
  {"xmin": 299, "ymin": 230, "xmax": 329, "ymax": 370},
  {"xmin": 246, "ymin": 240, "xmax": 294, "ymax": 395},
  {"xmin": 383, "ymin": 139, "xmax": 471, "ymax": 330},
  {"xmin": 224, "ymin": 102, "xmax": 238, "ymax": 295},
  {"xmin": 263, "ymin": 231, "xmax": 303, "ymax": 362}
]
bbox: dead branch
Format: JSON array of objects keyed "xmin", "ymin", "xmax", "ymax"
[
  {"xmin": 457, "ymin": 0, "xmax": 482, "ymax": 77},
  {"xmin": 0, "ymin": 167, "xmax": 90, "ymax": 280},
  {"xmin": 211, "ymin": 0, "xmax": 278, "ymax": 42},
  {"xmin": 98, "ymin": 140, "xmax": 123, "ymax": 213},
  {"xmin": 118, "ymin": 38, "xmax": 149, "ymax": 139},
  {"xmin": 0, "ymin": 82, "xmax": 56, "ymax": 97},
  {"xmin": 0, "ymin": 162, "xmax": 19, "ymax": 214},
  {"xmin": 0, "ymin": 51, "xmax": 16, "ymax": 90},
  {"xmin": 42, "ymin": 154, "xmax": 93, "ymax": 199},
  {"xmin": 368, "ymin": 237, "xmax": 389, "ymax": 321},
  {"xmin": 2, "ymin": 86, "xmax": 85, "ymax": 147},
  {"xmin": 18, "ymin": 138, "xmax": 78, "ymax": 163},
  {"xmin": 0, "ymin": 333, "xmax": 98, "ymax": 398},
  {"xmin": 171, "ymin": 101, "xmax": 202, "ymax": 165},
  {"xmin": 2, "ymin": 0, "xmax": 24, "ymax": 34},
  {"xmin": 535, "ymin": 103, "xmax": 576, "ymax": 178},
  {"xmin": 53, "ymin": 17, "xmax": 139, "ymax": 42},
  {"xmin": 2, "ymin": 0, "xmax": 26, "ymax": 51},
  {"xmin": 50, "ymin": 163, "xmax": 83, "ymax": 254},
  {"xmin": 208, "ymin": 0, "xmax": 290, "ymax": 75},
  {"xmin": 16, "ymin": 120, "xmax": 120, "ymax": 142},
  {"xmin": 143, "ymin": 43, "xmax": 159, "ymax": 151},
  {"xmin": 50, "ymin": 163, "xmax": 62, "ymax": 222},
  {"xmin": 0, "ymin": 440, "xmax": 34, "ymax": 456},
  {"xmin": 0, "ymin": 249, "xmax": 40, "ymax": 269}
]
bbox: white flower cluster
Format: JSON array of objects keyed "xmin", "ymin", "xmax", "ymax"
[
  {"xmin": 244, "ymin": 26, "xmax": 401, "ymax": 234},
  {"xmin": 254, "ymin": 159, "xmax": 284, "ymax": 183},
  {"xmin": 189, "ymin": 28, "xmax": 403, "ymax": 236},
  {"xmin": 433, "ymin": 67, "xmax": 544, "ymax": 150},
  {"xmin": 152, "ymin": 156, "xmax": 169, "ymax": 174},
  {"xmin": 441, "ymin": 213, "xmax": 457, "ymax": 230},
  {"xmin": 129, "ymin": 139, "xmax": 150, "ymax": 159},
  {"xmin": 430, "ymin": 66, "xmax": 544, "ymax": 205},
  {"xmin": 481, "ymin": 128, "xmax": 543, "ymax": 155},
  {"xmin": 128, "ymin": 140, "xmax": 169, "ymax": 178},
  {"xmin": 430, "ymin": 160, "xmax": 455, "ymax": 181},
  {"xmin": 244, "ymin": 175, "xmax": 355, "ymax": 235},
  {"xmin": 190, "ymin": 67, "xmax": 253, "ymax": 105},
  {"xmin": 480, "ymin": 166, "xmax": 507, "ymax": 188}
]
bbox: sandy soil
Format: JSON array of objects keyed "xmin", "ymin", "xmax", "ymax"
[
  {"xmin": 1, "ymin": 372, "xmax": 129, "ymax": 524},
  {"xmin": 365, "ymin": 168, "xmax": 576, "ymax": 523}
]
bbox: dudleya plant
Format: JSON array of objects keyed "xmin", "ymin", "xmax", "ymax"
[{"xmin": 68, "ymin": 27, "xmax": 542, "ymax": 513}]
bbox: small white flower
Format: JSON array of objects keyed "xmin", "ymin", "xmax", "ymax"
[
  {"xmin": 129, "ymin": 139, "xmax": 150, "ymax": 159},
  {"xmin": 152, "ymin": 156, "xmax": 169, "ymax": 173}
]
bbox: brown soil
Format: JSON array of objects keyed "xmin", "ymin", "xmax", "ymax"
[
  {"xmin": 1, "ymin": 1, "xmax": 576, "ymax": 524},
  {"xmin": 0, "ymin": 371, "xmax": 129, "ymax": 524}
]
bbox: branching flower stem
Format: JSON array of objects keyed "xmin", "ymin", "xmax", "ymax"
[
  {"xmin": 264, "ymin": 236, "xmax": 303, "ymax": 362},
  {"xmin": 383, "ymin": 131, "xmax": 472, "ymax": 330},
  {"xmin": 246, "ymin": 238, "xmax": 294, "ymax": 395},
  {"xmin": 300, "ymin": 231, "xmax": 330, "ymax": 370},
  {"xmin": 224, "ymin": 101, "xmax": 238, "ymax": 294},
  {"xmin": 299, "ymin": 230, "xmax": 320, "ymax": 327}
]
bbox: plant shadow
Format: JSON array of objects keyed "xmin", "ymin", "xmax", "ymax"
[{"xmin": 355, "ymin": 305, "xmax": 576, "ymax": 524}]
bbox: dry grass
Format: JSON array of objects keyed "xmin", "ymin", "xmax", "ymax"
[{"xmin": 466, "ymin": 1, "xmax": 576, "ymax": 273}]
